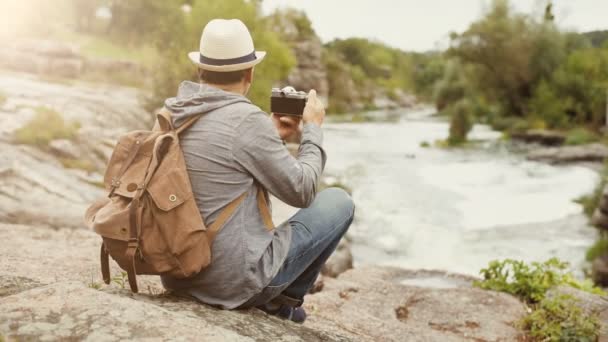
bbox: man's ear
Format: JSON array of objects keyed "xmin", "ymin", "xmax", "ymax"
[{"xmin": 244, "ymin": 67, "xmax": 254, "ymax": 84}]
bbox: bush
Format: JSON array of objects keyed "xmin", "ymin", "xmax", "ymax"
[
  {"xmin": 14, "ymin": 107, "xmax": 80, "ymax": 146},
  {"xmin": 564, "ymin": 127, "xmax": 599, "ymax": 146},
  {"xmin": 447, "ymin": 99, "xmax": 474, "ymax": 145},
  {"xmin": 475, "ymin": 258, "xmax": 604, "ymax": 303},
  {"xmin": 475, "ymin": 258, "xmax": 604, "ymax": 341},
  {"xmin": 529, "ymin": 81, "xmax": 571, "ymax": 129},
  {"xmin": 521, "ymin": 294, "xmax": 600, "ymax": 341}
]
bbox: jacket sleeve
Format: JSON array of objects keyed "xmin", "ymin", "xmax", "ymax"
[{"xmin": 232, "ymin": 112, "xmax": 326, "ymax": 208}]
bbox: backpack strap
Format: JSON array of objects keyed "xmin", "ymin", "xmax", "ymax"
[
  {"xmin": 100, "ymin": 242, "xmax": 111, "ymax": 284},
  {"xmin": 206, "ymin": 184, "xmax": 275, "ymax": 242},
  {"xmin": 256, "ymin": 186, "xmax": 274, "ymax": 230},
  {"xmin": 206, "ymin": 191, "xmax": 248, "ymax": 242}
]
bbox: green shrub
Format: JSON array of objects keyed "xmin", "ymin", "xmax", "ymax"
[
  {"xmin": 447, "ymin": 99, "xmax": 474, "ymax": 146},
  {"xmin": 564, "ymin": 128, "xmax": 599, "ymax": 146},
  {"xmin": 529, "ymin": 81, "xmax": 571, "ymax": 129},
  {"xmin": 420, "ymin": 141, "xmax": 431, "ymax": 148},
  {"xmin": 475, "ymin": 258, "xmax": 604, "ymax": 304},
  {"xmin": 586, "ymin": 238, "xmax": 608, "ymax": 262},
  {"xmin": 14, "ymin": 107, "xmax": 80, "ymax": 146},
  {"xmin": 475, "ymin": 258, "xmax": 604, "ymax": 341},
  {"xmin": 521, "ymin": 294, "xmax": 600, "ymax": 341}
]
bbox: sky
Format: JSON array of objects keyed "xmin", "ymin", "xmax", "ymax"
[{"xmin": 261, "ymin": 0, "xmax": 608, "ymax": 52}]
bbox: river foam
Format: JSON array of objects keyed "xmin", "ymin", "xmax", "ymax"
[{"xmin": 323, "ymin": 109, "xmax": 599, "ymax": 276}]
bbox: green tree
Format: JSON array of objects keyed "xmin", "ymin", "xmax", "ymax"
[{"xmin": 447, "ymin": 0, "xmax": 573, "ymax": 118}]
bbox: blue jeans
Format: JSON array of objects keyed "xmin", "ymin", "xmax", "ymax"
[{"xmin": 240, "ymin": 187, "xmax": 355, "ymax": 308}]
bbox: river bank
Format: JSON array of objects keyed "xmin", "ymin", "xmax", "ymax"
[
  {"xmin": 0, "ymin": 71, "xmax": 530, "ymax": 341},
  {"xmin": 1, "ymin": 71, "xmax": 607, "ymax": 340}
]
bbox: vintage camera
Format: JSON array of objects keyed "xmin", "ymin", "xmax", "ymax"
[{"xmin": 270, "ymin": 86, "xmax": 307, "ymax": 116}]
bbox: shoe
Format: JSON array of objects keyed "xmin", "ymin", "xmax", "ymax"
[{"xmin": 259, "ymin": 303, "xmax": 307, "ymax": 323}]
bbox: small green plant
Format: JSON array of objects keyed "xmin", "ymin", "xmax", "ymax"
[
  {"xmin": 14, "ymin": 107, "xmax": 80, "ymax": 146},
  {"xmin": 420, "ymin": 141, "xmax": 431, "ymax": 148},
  {"xmin": 475, "ymin": 258, "xmax": 605, "ymax": 341},
  {"xmin": 88, "ymin": 281, "xmax": 102, "ymax": 290},
  {"xmin": 111, "ymin": 271, "xmax": 128, "ymax": 289},
  {"xmin": 565, "ymin": 128, "xmax": 599, "ymax": 146},
  {"xmin": 521, "ymin": 294, "xmax": 600, "ymax": 341}
]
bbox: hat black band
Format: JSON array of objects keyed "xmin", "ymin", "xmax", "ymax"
[{"xmin": 199, "ymin": 51, "xmax": 256, "ymax": 66}]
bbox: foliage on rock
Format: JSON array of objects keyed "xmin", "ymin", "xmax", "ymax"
[
  {"xmin": 521, "ymin": 294, "xmax": 600, "ymax": 341},
  {"xmin": 14, "ymin": 107, "xmax": 80, "ymax": 146},
  {"xmin": 475, "ymin": 258, "xmax": 605, "ymax": 340}
]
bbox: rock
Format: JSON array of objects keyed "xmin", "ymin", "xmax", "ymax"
[
  {"xmin": 527, "ymin": 143, "xmax": 608, "ymax": 164},
  {"xmin": 0, "ymin": 222, "xmax": 529, "ymax": 341},
  {"xmin": 269, "ymin": 10, "xmax": 328, "ymax": 102},
  {"xmin": 0, "ymin": 73, "xmax": 150, "ymax": 228},
  {"xmin": 321, "ymin": 238, "xmax": 353, "ymax": 278},
  {"xmin": 304, "ymin": 267, "xmax": 527, "ymax": 341},
  {"xmin": 16, "ymin": 40, "xmax": 80, "ymax": 59},
  {"xmin": 512, "ymin": 129, "xmax": 566, "ymax": 146},
  {"xmin": 548, "ymin": 286, "xmax": 608, "ymax": 339},
  {"xmin": 0, "ymin": 40, "xmax": 84, "ymax": 79},
  {"xmin": 0, "ymin": 281, "xmax": 346, "ymax": 342},
  {"xmin": 47, "ymin": 57, "xmax": 84, "ymax": 78},
  {"xmin": 592, "ymin": 256, "xmax": 608, "ymax": 287},
  {"xmin": 592, "ymin": 209, "xmax": 608, "ymax": 231},
  {"xmin": 85, "ymin": 57, "xmax": 143, "ymax": 77},
  {"xmin": 48, "ymin": 139, "xmax": 82, "ymax": 159},
  {"xmin": 286, "ymin": 38, "xmax": 329, "ymax": 99}
]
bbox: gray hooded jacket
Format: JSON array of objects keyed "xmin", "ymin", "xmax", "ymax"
[{"xmin": 160, "ymin": 81, "xmax": 326, "ymax": 309}]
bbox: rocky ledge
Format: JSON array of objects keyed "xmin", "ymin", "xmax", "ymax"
[
  {"xmin": 1, "ymin": 223, "xmax": 531, "ymax": 342},
  {"xmin": 527, "ymin": 143, "xmax": 608, "ymax": 165}
]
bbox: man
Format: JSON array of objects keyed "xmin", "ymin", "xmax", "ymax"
[{"xmin": 160, "ymin": 19, "xmax": 354, "ymax": 323}]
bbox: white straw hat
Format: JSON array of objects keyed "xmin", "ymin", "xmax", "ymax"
[{"xmin": 188, "ymin": 19, "xmax": 266, "ymax": 72}]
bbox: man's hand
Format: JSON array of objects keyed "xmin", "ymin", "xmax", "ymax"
[
  {"xmin": 303, "ymin": 89, "xmax": 325, "ymax": 127},
  {"xmin": 272, "ymin": 113, "xmax": 302, "ymax": 141}
]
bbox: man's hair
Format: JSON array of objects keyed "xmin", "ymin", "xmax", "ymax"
[{"xmin": 198, "ymin": 68, "xmax": 250, "ymax": 85}]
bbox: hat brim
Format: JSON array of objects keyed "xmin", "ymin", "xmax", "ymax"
[{"xmin": 188, "ymin": 51, "xmax": 266, "ymax": 72}]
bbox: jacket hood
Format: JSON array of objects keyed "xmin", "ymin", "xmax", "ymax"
[{"xmin": 164, "ymin": 81, "xmax": 251, "ymax": 128}]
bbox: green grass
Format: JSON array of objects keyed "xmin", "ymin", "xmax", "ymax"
[
  {"xmin": 13, "ymin": 107, "xmax": 80, "ymax": 146},
  {"xmin": 565, "ymin": 128, "xmax": 599, "ymax": 146}
]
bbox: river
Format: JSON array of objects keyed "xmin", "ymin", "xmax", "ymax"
[{"xmin": 322, "ymin": 108, "xmax": 599, "ymax": 277}]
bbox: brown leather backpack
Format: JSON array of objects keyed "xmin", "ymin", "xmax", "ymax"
[{"xmin": 85, "ymin": 108, "xmax": 272, "ymax": 293}]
